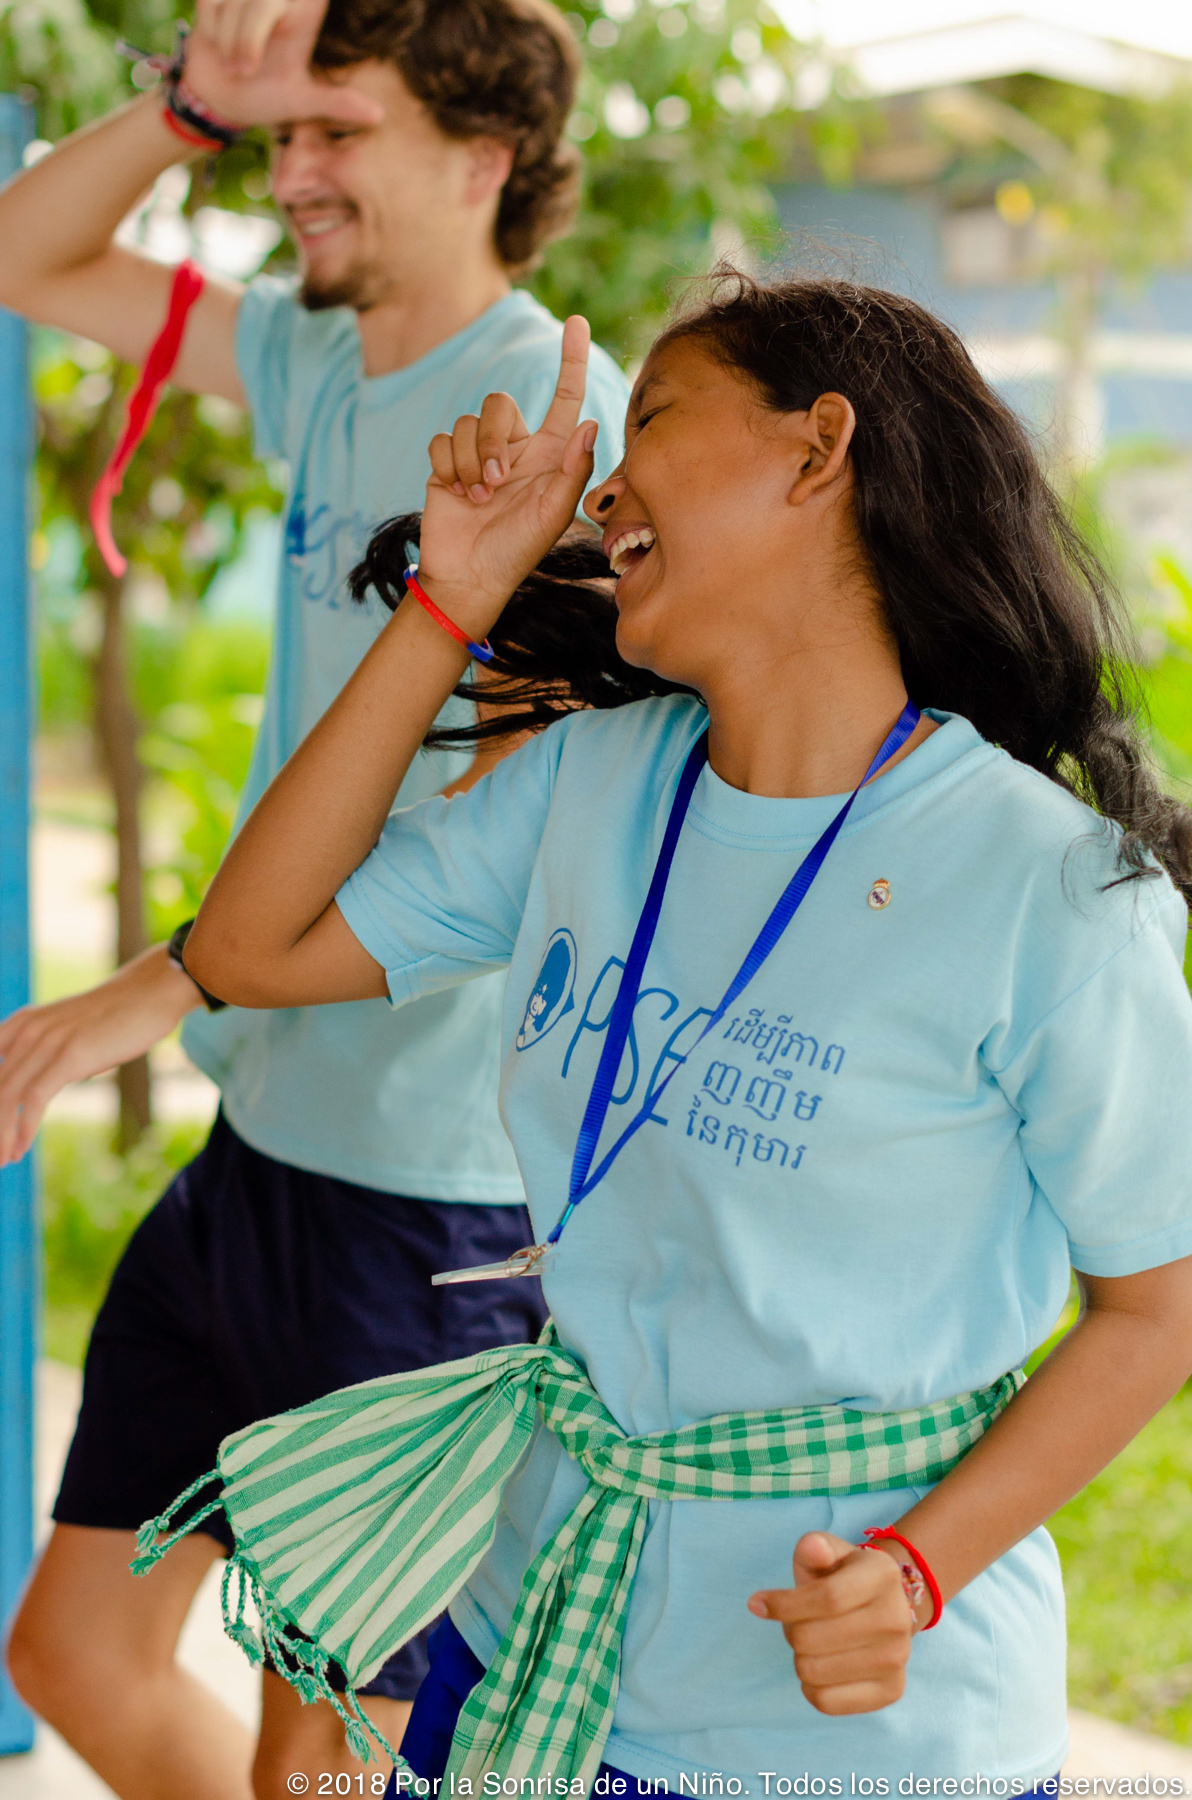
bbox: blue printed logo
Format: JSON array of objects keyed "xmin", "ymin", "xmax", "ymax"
[
  {"xmin": 516, "ymin": 929, "xmax": 577, "ymax": 1051},
  {"xmin": 284, "ymin": 497, "xmax": 379, "ymax": 610},
  {"xmin": 285, "ymin": 499, "xmax": 307, "ymax": 560}
]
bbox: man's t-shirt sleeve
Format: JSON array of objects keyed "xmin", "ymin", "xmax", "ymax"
[
  {"xmin": 335, "ymin": 724, "xmax": 559, "ymax": 1004},
  {"xmin": 235, "ymin": 275, "xmax": 301, "ymax": 460},
  {"xmin": 989, "ymin": 892, "xmax": 1192, "ymax": 1276}
]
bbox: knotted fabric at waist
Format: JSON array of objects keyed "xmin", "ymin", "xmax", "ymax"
[{"xmin": 131, "ymin": 1325, "xmax": 1023, "ymax": 1786}]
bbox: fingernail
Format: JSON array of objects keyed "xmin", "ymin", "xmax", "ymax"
[
  {"xmin": 452, "ymin": 483, "xmax": 466, "ymax": 496},
  {"xmin": 584, "ymin": 424, "xmax": 597, "ymax": 451},
  {"xmin": 484, "ymin": 459, "xmax": 502, "ymax": 483},
  {"xmin": 469, "ymin": 484, "xmax": 490, "ymax": 503},
  {"xmin": 747, "ymin": 1596, "xmax": 768, "ymax": 1617}
]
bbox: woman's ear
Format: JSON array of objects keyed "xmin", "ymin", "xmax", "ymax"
[{"xmin": 787, "ymin": 393, "xmax": 857, "ymax": 508}]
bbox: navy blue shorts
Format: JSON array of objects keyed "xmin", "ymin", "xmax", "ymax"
[
  {"xmin": 400, "ymin": 1615, "xmax": 646, "ymax": 1790},
  {"xmin": 399, "ymin": 1619, "xmax": 1064, "ymax": 1792},
  {"xmin": 54, "ymin": 1111, "xmax": 547, "ymax": 1701}
]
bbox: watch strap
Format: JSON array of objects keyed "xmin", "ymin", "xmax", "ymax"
[{"xmin": 167, "ymin": 918, "xmax": 228, "ymax": 1012}]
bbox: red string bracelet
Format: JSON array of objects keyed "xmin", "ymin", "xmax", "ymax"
[
  {"xmin": 403, "ymin": 565, "xmax": 495, "ymax": 663},
  {"xmin": 862, "ymin": 1527, "xmax": 943, "ymax": 1630},
  {"xmin": 118, "ymin": 29, "xmax": 244, "ymax": 149},
  {"xmin": 89, "ymin": 258, "xmax": 205, "ymax": 577},
  {"xmin": 166, "ymin": 77, "xmax": 244, "ymax": 149},
  {"xmin": 161, "ymin": 107, "xmax": 219, "ymax": 150}
]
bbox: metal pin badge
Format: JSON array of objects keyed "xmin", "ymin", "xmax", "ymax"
[{"xmin": 867, "ymin": 878, "xmax": 891, "ymax": 911}]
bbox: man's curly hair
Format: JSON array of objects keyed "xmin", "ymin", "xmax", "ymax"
[{"xmin": 313, "ymin": 0, "xmax": 581, "ymax": 274}]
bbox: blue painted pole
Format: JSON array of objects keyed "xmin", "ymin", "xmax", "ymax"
[{"xmin": 0, "ymin": 91, "xmax": 36, "ymax": 1758}]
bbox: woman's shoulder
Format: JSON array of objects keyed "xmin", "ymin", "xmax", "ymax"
[
  {"xmin": 486, "ymin": 695, "xmax": 703, "ymax": 820},
  {"xmin": 543, "ymin": 692, "xmax": 707, "ymax": 769},
  {"xmin": 949, "ymin": 730, "xmax": 1187, "ymax": 958}
]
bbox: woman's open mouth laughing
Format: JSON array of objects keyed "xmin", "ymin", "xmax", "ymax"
[{"xmin": 604, "ymin": 524, "xmax": 655, "ymax": 578}]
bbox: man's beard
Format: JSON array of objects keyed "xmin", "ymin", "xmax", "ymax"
[{"xmin": 300, "ymin": 256, "xmax": 390, "ymax": 313}]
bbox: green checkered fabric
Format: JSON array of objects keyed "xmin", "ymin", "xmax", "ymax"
[{"xmin": 132, "ymin": 1327, "xmax": 1022, "ymax": 1784}]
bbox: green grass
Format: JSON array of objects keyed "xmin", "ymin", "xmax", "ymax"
[
  {"xmin": 1053, "ymin": 1387, "xmax": 1192, "ymax": 1742},
  {"xmin": 1024, "ymin": 1288, "xmax": 1192, "ymax": 1742},
  {"xmin": 41, "ymin": 1117, "xmax": 207, "ymax": 1365},
  {"xmin": 35, "ymin": 1120, "xmax": 1192, "ymax": 1745}
]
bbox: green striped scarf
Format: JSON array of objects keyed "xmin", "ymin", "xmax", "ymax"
[{"xmin": 132, "ymin": 1328, "xmax": 1022, "ymax": 1783}]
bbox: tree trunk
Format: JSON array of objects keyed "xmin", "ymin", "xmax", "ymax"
[
  {"xmin": 94, "ymin": 568, "xmax": 152, "ymax": 1150},
  {"xmin": 1054, "ymin": 262, "xmax": 1104, "ymax": 480}
]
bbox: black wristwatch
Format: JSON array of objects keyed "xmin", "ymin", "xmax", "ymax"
[{"xmin": 167, "ymin": 918, "xmax": 228, "ymax": 1012}]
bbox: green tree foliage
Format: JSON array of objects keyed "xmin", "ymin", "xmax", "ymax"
[
  {"xmin": 931, "ymin": 76, "xmax": 1192, "ymax": 471},
  {"xmin": 2, "ymin": 0, "xmax": 285, "ymax": 1142},
  {"xmin": 35, "ymin": 339, "xmax": 278, "ymax": 608},
  {"xmin": 531, "ymin": 0, "xmax": 852, "ymax": 359},
  {"xmin": 1061, "ymin": 448, "xmax": 1192, "ymax": 980},
  {"xmin": 1136, "ymin": 564, "xmax": 1192, "ymax": 989},
  {"xmin": 1001, "ymin": 78, "xmax": 1192, "ymax": 474},
  {"xmin": 1145, "ymin": 554, "xmax": 1192, "ymax": 793},
  {"xmin": 0, "ymin": 0, "xmax": 114, "ymax": 134},
  {"xmin": 33, "ymin": 330, "xmax": 277, "ymax": 937},
  {"xmin": 992, "ymin": 75, "xmax": 1192, "ymax": 288},
  {"xmin": 137, "ymin": 634, "xmax": 268, "ymax": 938},
  {"xmin": 29, "ymin": 320, "xmax": 280, "ymax": 1141}
]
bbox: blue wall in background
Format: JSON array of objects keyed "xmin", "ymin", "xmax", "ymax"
[
  {"xmin": 0, "ymin": 90, "xmax": 36, "ymax": 1761},
  {"xmin": 775, "ymin": 183, "xmax": 1192, "ymax": 450}
]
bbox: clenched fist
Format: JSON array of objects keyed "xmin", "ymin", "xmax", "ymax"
[{"xmin": 748, "ymin": 1531, "xmax": 923, "ymax": 1717}]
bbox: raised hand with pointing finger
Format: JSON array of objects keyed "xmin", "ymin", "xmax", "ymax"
[
  {"xmin": 412, "ymin": 315, "xmax": 600, "ymax": 640},
  {"xmin": 180, "ymin": 315, "xmax": 606, "ymax": 1016}
]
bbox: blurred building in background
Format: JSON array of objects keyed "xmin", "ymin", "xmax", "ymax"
[{"xmin": 776, "ymin": 0, "xmax": 1192, "ymax": 499}]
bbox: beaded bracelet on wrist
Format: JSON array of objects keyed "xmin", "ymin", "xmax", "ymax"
[{"xmin": 118, "ymin": 25, "xmax": 244, "ymax": 151}]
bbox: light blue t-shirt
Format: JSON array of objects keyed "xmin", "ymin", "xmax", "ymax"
[
  {"xmin": 337, "ymin": 697, "xmax": 1192, "ymax": 1780},
  {"xmin": 182, "ymin": 280, "xmax": 630, "ymax": 1198}
]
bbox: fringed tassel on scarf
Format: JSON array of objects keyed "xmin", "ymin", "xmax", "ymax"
[
  {"xmin": 132, "ymin": 1334, "xmax": 1021, "ymax": 1785},
  {"xmin": 131, "ymin": 1467, "xmax": 401, "ymax": 1769},
  {"xmin": 131, "ymin": 1467, "xmax": 225, "ymax": 1573}
]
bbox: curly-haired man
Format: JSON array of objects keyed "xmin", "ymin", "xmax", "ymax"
[{"xmin": 0, "ymin": 1, "xmax": 627, "ymax": 1793}]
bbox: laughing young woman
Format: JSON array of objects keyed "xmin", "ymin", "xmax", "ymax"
[{"xmin": 171, "ymin": 274, "xmax": 1192, "ymax": 1788}]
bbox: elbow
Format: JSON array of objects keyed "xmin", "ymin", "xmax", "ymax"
[
  {"xmin": 184, "ymin": 920, "xmax": 280, "ymax": 1010},
  {"xmin": 0, "ymin": 221, "xmax": 43, "ymax": 315},
  {"xmin": 0, "ymin": 260, "xmax": 30, "ymax": 315}
]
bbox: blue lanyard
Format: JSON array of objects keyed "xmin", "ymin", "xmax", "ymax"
[{"xmin": 547, "ymin": 700, "xmax": 921, "ymax": 1248}]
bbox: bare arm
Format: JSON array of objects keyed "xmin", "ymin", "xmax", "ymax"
[
  {"xmin": 0, "ymin": 945, "xmax": 205, "ymax": 1165},
  {"xmin": 0, "ymin": 96, "xmax": 244, "ymax": 399},
  {"xmin": 892, "ymin": 1259, "xmax": 1192, "ymax": 1594},
  {"xmin": 0, "ymin": 0, "xmax": 380, "ymax": 400},
  {"xmin": 751, "ymin": 1256, "xmax": 1192, "ymax": 1715},
  {"xmin": 184, "ymin": 319, "xmax": 599, "ymax": 1007},
  {"xmin": 0, "ymin": 558, "xmax": 529, "ymax": 1160}
]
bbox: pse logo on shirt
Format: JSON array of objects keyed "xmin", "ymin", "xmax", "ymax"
[
  {"xmin": 538, "ymin": 939, "xmax": 848, "ymax": 1181},
  {"xmin": 285, "ymin": 498, "xmax": 379, "ymax": 608},
  {"xmin": 515, "ymin": 929, "xmax": 578, "ymax": 1050}
]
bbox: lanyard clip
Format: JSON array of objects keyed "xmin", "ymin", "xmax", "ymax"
[{"xmin": 431, "ymin": 1243, "xmax": 553, "ymax": 1285}]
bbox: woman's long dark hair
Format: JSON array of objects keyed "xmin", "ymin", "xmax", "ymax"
[
  {"xmin": 350, "ymin": 269, "xmax": 1192, "ymax": 901},
  {"xmin": 349, "ymin": 517, "xmax": 689, "ymax": 727}
]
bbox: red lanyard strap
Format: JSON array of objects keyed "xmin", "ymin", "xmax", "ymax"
[{"xmin": 89, "ymin": 258, "xmax": 206, "ymax": 578}]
